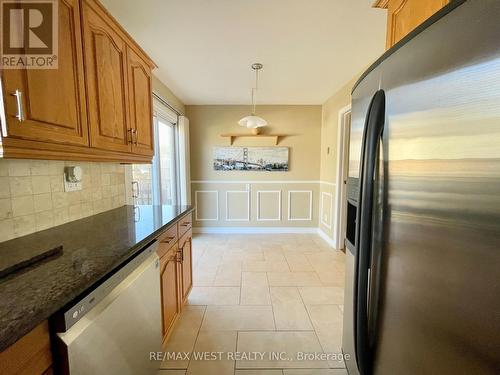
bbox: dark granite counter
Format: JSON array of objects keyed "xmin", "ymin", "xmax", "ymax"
[{"xmin": 0, "ymin": 204, "xmax": 193, "ymax": 351}]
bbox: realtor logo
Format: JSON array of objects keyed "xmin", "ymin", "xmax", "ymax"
[{"xmin": 1, "ymin": 0, "xmax": 58, "ymax": 69}]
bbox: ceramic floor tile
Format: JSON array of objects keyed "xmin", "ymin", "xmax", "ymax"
[
  {"xmin": 267, "ymin": 272, "xmax": 322, "ymax": 287},
  {"xmin": 283, "ymin": 369, "xmax": 347, "ymax": 375},
  {"xmin": 186, "ymin": 331, "xmax": 237, "ymax": 375},
  {"xmin": 200, "ymin": 305, "xmax": 275, "ymax": 331},
  {"xmin": 306, "ymin": 305, "xmax": 344, "ymax": 368},
  {"xmin": 161, "ymin": 306, "xmax": 206, "ymax": 369},
  {"xmin": 236, "ymin": 371, "xmax": 283, "ymax": 375},
  {"xmin": 213, "ymin": 267, "xmax": 242, "ymax": 286},
  {"xmin": 157, "ymin": 370, "xmax": 186, "ymax": 375},
  {"xmin": 241, "ymin": 272, "xmax": 271, "ymax": 305},
  {"xmin": 236, "ymin": 331, "xmax": 329, "ymax": 369},
  {"xmin": 187, "ymin": 286, "xmax": 240, "ymax": 305},
  {"xmin": 298, "ymin": 287, "xmax": 344, "ymax": 305},
  {"xmin": 270, "ymin": 287, "xmax": 313, "ymax": 330},
  {"xmin": 243, "ymin": 260, "xmax": 290, "ymax": 272},
  {"xmin": 284, "ymin": 253, "xmax": 314, "ymax": 272},
  {"xmin": 316, "ymin": 270, "xmax": 345, "ymax": 287}
]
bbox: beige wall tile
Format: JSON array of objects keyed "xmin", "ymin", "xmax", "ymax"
[
  {"xmin": 0, "ymin": 218, "xmax": 14, "ymax": 241},
  {"xmin": 11, "ymin": 196, "xmax": 34, "ymax": 216},
  {"xmin": 68, "ymin": 204, "xmax": 83, "ymax": 221},
  {"xmin": 51, "ymin": 192, "xmax": 68, "ymax": 208},
  {"xmin": 0, "ymin": 177, "xmax": 10, "ymax": 198},
  {"xmin": 33, "ymin": 193, "xmax": 53, "ymax": 213},
  {"xmin": 0, "ymin": 198, "xmax": 13, "ymax": 220},
  {"xmin": 53, "ymin": 207, "xmax": 69, "ymax": 225},
  {"xmin": 0, "ymin": 161, "xmax": 8, "ymax": 176},
  {"xmin": 9, "ymin": 176, "xmax": 33, "ymax": 197},
  {"xmin": 8, "ymin": 160, "xmax": 31, "ymax": 176},
  {"xmin": 30, "ymin": 160, "xmax": 49, "ymax": 176},
  {"xmin": 48, "ymin": 161, "xmax": 65, "ymax": 176},
  {"xmin": 49, "ymin": 175, "xmax": 64, "ymax": 192},
  {"xmin": 32, "ymin": 176, "xmax": 51, "ymax": 194},
  {"xmin": 35, "ymin": 210, "xmax": 54, "ymax": 231},
  {"xmin": 13, "ymin": 214, "xmax": 36, "ymax": 237}
]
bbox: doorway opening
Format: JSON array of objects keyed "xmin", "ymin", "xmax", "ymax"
[{"xmin": 334, "ymin": 105, "xmax": 352, "ymax": 251}]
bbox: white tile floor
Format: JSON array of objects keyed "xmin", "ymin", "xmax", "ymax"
[{"xmin": 159, "ymin": 234, "xmax": 347, "ymax": 375}]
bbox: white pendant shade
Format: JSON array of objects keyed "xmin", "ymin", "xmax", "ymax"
[{"xmin": 238, "ymin": 115, "xmax": 268, "ymax": 128}]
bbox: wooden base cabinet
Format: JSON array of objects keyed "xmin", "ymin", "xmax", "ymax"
[
  {"xmin": 179, "ymin": 230, "xmax": 193, "ymax": 305},
  {"xmin": 157, "ymin": 214, "xmax": 193, "ymax": 343},
  {"xmin": 0, "ymin": 321, "xmax": 53, "ymax": 375}
]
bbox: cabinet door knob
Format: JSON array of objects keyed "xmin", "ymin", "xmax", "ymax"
[{"xmin": 11, "ymin": 89, "xmax": 25, "ymax": 122}]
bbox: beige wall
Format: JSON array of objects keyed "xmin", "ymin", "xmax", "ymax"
[
  {"xmin": 0, "ymin": 159, "xmax": 129, "ymax": 242},
  {"xmin": 152, "ymin": 75, "xmax": 185, "ymax": 115},
  {"xmin": 318, "ymin": 77, "xmax": 358, "ymax": 240},
  {"xmin": 187, "ymin": 105, "xmax": 322, "ymax": 229}
]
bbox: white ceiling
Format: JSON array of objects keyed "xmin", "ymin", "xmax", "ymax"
[{"xmin": 100, "ymin": 0, "xmax": 386, "ymax": 105}]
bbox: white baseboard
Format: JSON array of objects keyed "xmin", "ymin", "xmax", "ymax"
[
  {"xmin": 192, "ymin": 227, "xmax": 319, "ymax": 234},
  {"xmin": 317, "ymin": 228, "xmax": 337, "ymax": 249}
]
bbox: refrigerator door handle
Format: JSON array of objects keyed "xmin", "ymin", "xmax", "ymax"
[{"xmin": 354, "ymin": 89, "xmax": 386, "ymax": 375}]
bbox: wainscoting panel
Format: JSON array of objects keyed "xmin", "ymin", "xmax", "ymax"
[
  {"xmin": 225, "ymin": 191, "xmax": 250, "ymax": 221},
  {"xmin": 191, "ymin": 181, "xmax": 320, "ymax": 228},
  {"xmin": 257, "ymin": 190, "xmax": 282, "ymax": 221},
  {"xmin": 288, "ymin": 190, "xmax": 313, "ymax": 221},
  {"xmin": 194, "ymin": 190, "xmax": 219, "ymax": 221},
  {"xmin": 320, "ymin": 191, "xmax": 333, "ymax": 229}
]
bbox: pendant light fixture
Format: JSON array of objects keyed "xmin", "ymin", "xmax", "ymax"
[{"xmin": 238, "ymin": 63, "xmax": 267, "ymax": 131}]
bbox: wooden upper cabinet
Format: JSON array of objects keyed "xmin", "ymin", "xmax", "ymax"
[
  {"xmin": 374, "ymin": 0, "xmax": 450, "ymax": 48},
  {"xmin": 82, "ymin": 0, "xmax": 131, "ymax": 153},
  {"xmin": 127, "ymin": 47, "xmax": 154, "ymax": 156},
  {"xmin": 1, "ymin": 0, "xmax": 89, "ymax": 147}
]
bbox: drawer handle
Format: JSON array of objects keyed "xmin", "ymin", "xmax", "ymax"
[
  {"xmin": 11, "ymin": 89, "xmax": 25, "ymax": 122},
  {"xmin": 161, "ymin": 236, "xmax": 175, "ymax": 243},
  {"xmin": 180, "ymin": 222, "xmax": 190, "ymax": 227}
]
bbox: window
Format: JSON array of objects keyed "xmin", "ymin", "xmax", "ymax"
[{"xmin": 132, "ymin": 96, "xmax": 180, "ymax": 205}]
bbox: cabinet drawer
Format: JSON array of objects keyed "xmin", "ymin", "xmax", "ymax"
[
  {"xmin": 179, "ymin": 228, "xmax": 192, "ymax": 249},
  {"xmin": 177, "ymin": 213, "xmax": 192, "ymax": 237},
  {"xmin": 157, "ymin": 225, "xmax": 178, "ymax": 259}
]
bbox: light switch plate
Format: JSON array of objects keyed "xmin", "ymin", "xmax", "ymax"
[{"xmin": 64, "ymin": 180, "xmax": 82, "ymax": 192}]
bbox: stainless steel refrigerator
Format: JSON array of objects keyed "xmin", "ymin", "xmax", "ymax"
[{"xmin": 342, "ymin": 1, "xmax": 500, "ymax": 374}]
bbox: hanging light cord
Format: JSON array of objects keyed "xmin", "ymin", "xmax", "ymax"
[{"xmin": 251, "ymin": 67, "xmax": 259, "ymax": 115}]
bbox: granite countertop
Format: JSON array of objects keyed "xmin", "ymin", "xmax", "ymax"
[{"xmin": 0, "ymin": 204, "xmax": 193, "ymax": 351}]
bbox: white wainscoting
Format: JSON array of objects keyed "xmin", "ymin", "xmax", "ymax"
[
  {"xmin": 320, "ymin": 191, "xmax": 333, "ymax": 229},
  {"xmin": 256, "ymin": 190, "xmax": 282, "ymax": 221},
  {"xmin": 194, "ymin": 190, "xmax": 219, "ymax": 221},
  {"xmin": 288, "ymin": 190, "xmax": 313, "ymax": 221},
  {"xmin": 225, "ymin": 190, "xmax": 250, "ymax": 221}
]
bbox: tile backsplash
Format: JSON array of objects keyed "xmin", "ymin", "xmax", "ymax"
[{"xmin": 0, "ymin": 159, "xmax": 129, "ymax": 242}]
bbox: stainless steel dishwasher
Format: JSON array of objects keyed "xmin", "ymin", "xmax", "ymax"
[{"xmin": 55, "ymin": 241, "xmax": 162, "ymax": 375}]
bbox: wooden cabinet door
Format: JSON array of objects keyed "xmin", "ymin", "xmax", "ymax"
[
  {"xmin": 179, "ymin": 230, "xmax": 193, "ymax": 303},
  {"xmin": 386, "ymin": 0, "xmax": 449, "ymax": 48},
  {"xmin": 159, "ymin": 245, "xmax": 180, "ymax": 340},
  {"xmin": 0, "ymin": 0, "xmax": 89, "ymax": 147},
  {"xmin": 82, "ymin": 0, "xmax": 131, "ymax": 153},
  {"xmin": 127, "ymin": 47, "xmax": 154, "ymax": 156}
]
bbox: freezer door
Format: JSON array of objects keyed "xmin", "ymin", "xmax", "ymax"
[{"xmin": 351, "ymin": 0, "xmax": 500, "ymax": 374}]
